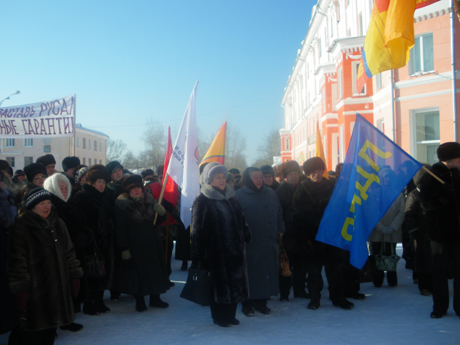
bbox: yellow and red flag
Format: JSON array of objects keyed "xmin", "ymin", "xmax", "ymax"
[
  {"xmin": 200, "ymin": 121, "xmax": 227, "ymax": 166},
  {"xmin": 316, "ymin": 122, "xmax": 329, "ymax": 180},
  {"xmin": 415, "ymin": 0, "xmax": 439, "ymax": 9},
  {"xmin": 356, "ymin": 0, "xmax": 417, "ymax": 93}
]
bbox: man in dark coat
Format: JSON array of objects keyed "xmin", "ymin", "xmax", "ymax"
[
  {"xmin": 420, "ymin": 142, "xmax": 460, "ymax": 318},
  {"xmin": 292, "ymin": 157, "xmax": 353, "ymax": 310},
  {"xmin": 36, "ymin": 154, "xmax": 56, "ymax": 177},
  {"xmin": 62, "ymin": 156, "xmax": 80, "ymax": 188},
  {"xmin": 260, "ymin": 165, "xmax": 280, "ymax": 191}
]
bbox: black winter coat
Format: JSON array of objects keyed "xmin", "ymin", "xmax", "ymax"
[
  {"xmin": 192, "ymin": 184, "xmax": 251, "ymax": 304},
  {"xmin": 114, "ymin": 191, "xmax": 169, "ymax": 296},
  {"xmin": 275, "ymin": 181, "xmax": 298, "ymax": 253},
  {"xmin": 73, "ymin": 184, "xmax": 114, "ymax": 291},
  {"xmin": 420, "ymin": 162, "xmax": 460, "ymax": 243},
  {"xmin": 292, "ymin": 177, "xmax": 335, "ymax": 254},
  {"xmin": 7, "ymin": 209, "xmax": 83, "ymax": 331}
]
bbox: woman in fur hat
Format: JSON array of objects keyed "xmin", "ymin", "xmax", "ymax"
[
  {"xmin": 192, "ymin": 163, "xmax": 251, "ymax": 327},
  {"xmin": 73, "ymin": 165, "xmax": 114, "ymax": 315},
  {"xmin": 7, "ymin": 188, "xmax": 83, "ymax": 345},
  {"xmin": 113, "ymin": 174, "xmax": 170, "ymax": 312},
  {"xmin": 16, "ymin": 163, "xmax": 47, "ymax": 204}
]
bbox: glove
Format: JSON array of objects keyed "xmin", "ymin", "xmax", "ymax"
[
  {"xmin": 16, "ymin": 292, "xmax": 29, "ymax": 312},
  {"xmin": 121, "ymin": 249, "xmax": 132, "ymax": 260},
  {"xmin": 380, "ymin": 227, "xmax": 394, "ymax": 235},
  {"xmin": 71, "ymin": 278, "xmax": 80, "ymax": 298},
  {"xmin": 153, "ymin": 203, "xmax": 166, "ymax": 216}
]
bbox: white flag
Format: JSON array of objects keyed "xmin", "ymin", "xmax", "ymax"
[{"xmin": 166, "ymin": 82, "xmax": 200, "ymax": 228}]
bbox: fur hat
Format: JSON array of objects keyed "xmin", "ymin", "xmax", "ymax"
[
  {"xmin": 228, "ymin": 168, "xmax": 240, "ymax": 175},
  {"xmin": 87, "ymin": 164, "xmax": 110, "ymax": 183},
  {"xmin": 226, "ymin": 173, "xmax": 235, "ymax": 184},
  {"xmin": 14, "ymin": 169, "xmax": 25, "ymax": 177},
  {"xmin": 437, "ymin": 142, "xmax": 460, "ymax": 161},
  {"xmin": 44, "ymin": 173, "xmax": 72, "ymax": 202},
  {"xmin": 303, "ymin": 157, "xmax": 326, "ymax": 176},
  {"xmin": 203, "ymin": 162, "xmax": 228, "ymax": 185},
  {"xmin": 281, "ymin": 161, "xmax": 301, "ymax": 178},
  {"xmin": 106, "ymin": 161, "xmax": 123, "ymax": 175},
  {"xmin": 141, "ymin": 169, "xmax": 154, "ymax": 179},
  {"xmin": 36, "ymin": 154, "xmax": 56, "ymax": 167},
  {"xmin": 24, "ymin": 163, "xmax": 47, "ymax": 182},
  {"xmin": 73, "ymin": 165, "xmax": 88, "ymax": 184},
  {"xmin": 122, "ymin": 174, "xmax": 143, "ymax": 193},
  {"xmin": 260, "ymin": 165, "xmax": 275, "ymax": 177},
  {"xmin": 0, "ymin": 160, "xmax": 12, "ymax": 176},
  {"xmin": 62, "ymin": 156, "xmax": 81, "ymax": 172},
  {"xmin": 24, "ymin": 187, "xmax": 51, "ymax": 210}
]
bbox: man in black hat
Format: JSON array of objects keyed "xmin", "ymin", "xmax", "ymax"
[
  {"xmin": 260, "ymin": 165, "xmax": 280, "ymax": 191},
  {"xmin": 12, "ymin": 170, "xmax": 26, "ymax": 189},
  {"xmin": 292, "ymin": 157, "xmax": 353, "ymax": 311},
  {"xmin": 420, "ymin": 142, "xmax": 460, "ymax": 319},
  {"xmin": 37, "ymin": 154, "xmax": 57, "ymax": 177},
  {"xmin": 106, "ymin": 161, "xmax": 125, "ymax": 201},
  {"xmin": 62, "ymin": 156, "xmax": 81, "ymax": 187},
  {"xmin": 0, "ymin": 160, "xmax": 13, "ymax": 181}
]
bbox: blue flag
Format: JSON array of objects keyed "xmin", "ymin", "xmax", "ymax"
[{"xmin": 316, "ymin": 114, "xmax": 422, "ymax": 269}]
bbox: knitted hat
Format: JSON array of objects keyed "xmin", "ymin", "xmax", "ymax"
[
  {"xmin": 24, "ymin": 187, "xmax": 51, "ymax": 210},
  {"xmin": 122, "ymin": 174, "xmax": 143, "ymax": 193},
  {"xmin": 44, "ymin": 173, "xmax": 72, "ymax": 202},
  {"xmin": 0, "ymin": 160, "xmax": 12, "ymax": 176},
  {"xmin": 87, "ymin": 164, "xmax": 110, "ymax": 183},
  {"xmin": 36, "ymin": 154, "xmax": 56, "ymax": 167},
  {"xmin": 303, "ymin": 157, "xmax": 326, "ymax": 175},
  {"xmin": 437, "ymin": 142, "xmax": 460, "ymax": 161},
  {"xmin": 73, "ymin": 165, "xmax": 88, "ymax": 184},
  {"xmin": 106, "ymin": 161, "xmax": 123, "ymax": 175},
  {"xmin": 281, "ymin": 161, "xmax": 301, "ymax": 178},
  {"xmin": 203, "ymin": 162, "xmax": 228, "ymax": 184},
  {"xmin": 141, "ymin": 169, "xmax": 154, "ymax": 179},
  {"xmin": 14, "ymin": 169, "xmax": 25, "ymax": 177},
  {"xmin": 62, "ymin": 156, "xmax": 80, "ymax": 172},
  {"xmin": 24, "ymin": 163, "xmax": 47, "ymax": 182},
  {"xmin": 260, "ymin": 165, "xmax": 275, "ymax": 177}
]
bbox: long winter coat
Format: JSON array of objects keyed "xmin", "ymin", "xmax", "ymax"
[
  {"xmin": 114, "ymin": 190, "xmax": 170, "ymax": 296},
  {"xmin": 192, "ymin": 184, "xmax": 251, "ymax": 304},
  {"xmin": 0, "ymin": 188, "xmax": 18, "ymax": 334},
  {"xmin": 419, "ymin": 162, "xmax": 460, "ymax": 243},
  {"xmin": 235, "ymin": 185, "xmax": 284, "ymax": 299},
  {"xmin": 368, "ymin": 193, "xmax": 405, "ymax": 243},
  {"xmin": 7, "ymin": 209, "xmax": 83, "ymax": 331},
  {"xmin": 292, "ymin": 177, "xmax": 335, "ymax": 254},
  {"xmin": 73, "ymin": 184, "xmax": 114, "ymax": 291},
  {"xmin": 275, "ymin": 181, "xmax": 298, "ymax": 253}
]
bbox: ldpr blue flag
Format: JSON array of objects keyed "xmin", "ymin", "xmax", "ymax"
[{"xmin": 316, "ymin": 114, "xmax": 422, "ymax": 269}]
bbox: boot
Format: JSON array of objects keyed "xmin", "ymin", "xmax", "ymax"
[
  {"xmin": 93, "ymin": 291, "xmax": 110, "ymax": 313},
  {"xmin": 135, "ymin": 296, "xmax": 147, "ymax": 312},
  {"xmin": 149, "ymin": 294, "xmax": 169, "ymax": 308}
]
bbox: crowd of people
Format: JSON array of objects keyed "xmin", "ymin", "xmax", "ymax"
[{"xmin": 0, "ymin": 141, "xmax": 460, "ymax": 342}]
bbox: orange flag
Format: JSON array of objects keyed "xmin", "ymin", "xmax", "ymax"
[
  {"xmin": 200, "ymin": 121, "xmax": 227, "ymax": 166},
  {"xmin": 316, "ymin": 122, "xmax": 328, "ymax": 180}
]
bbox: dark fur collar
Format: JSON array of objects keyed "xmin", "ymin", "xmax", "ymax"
[{"xmin": 116, "ymin": 190, "xmax": 156, "ymax": 223}]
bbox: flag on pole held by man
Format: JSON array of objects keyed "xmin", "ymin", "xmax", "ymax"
[
  {"xmin": 162, "ymin": 126, "xmax": 179, "ymax": 206},
  {"xmin": 356, "ymin": 0, "xmax": 417, "ymax": 93},
  {"xmin": 200, "ymin": 121, "xmax": 227, "ymax": 166},
  {"xmin": 315, "ymin": 114, "xmax": 422, "ymax": 269},
  {"xmin": 166, "ymin": 82, "xmax": 200, "ymax": 228},
  {"xmin": 315, "ymin": 121, "xmax": 329, "ymax": 180}
]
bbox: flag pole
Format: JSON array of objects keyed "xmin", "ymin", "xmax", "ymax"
[
  {"xmin": 422, "ymin": 166, "xmax": 445, "ymax": 184},
  {"xmin": 153, "ymin": 173, "xmax": 169, "ymax": 225}
]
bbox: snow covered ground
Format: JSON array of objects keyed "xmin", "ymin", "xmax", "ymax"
[{"xmin": 1, "ymin": 246, "xmax": 459, "ymax": 345}]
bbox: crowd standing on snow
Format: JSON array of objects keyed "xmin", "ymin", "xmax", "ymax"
[{"xmin": 0, "ymin": 142, "xmax": 460, "ymax": 342}]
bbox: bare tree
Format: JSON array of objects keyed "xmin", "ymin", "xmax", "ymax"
[
  {"xmin": 140, "ymin": 120, "xmax": 167, "ymax": 170},
  {"xmin": 106, "ymin": 139, "xmax": 128, "ymax": 163},
  {"xmin": 224, "ymin": 125, "xmax": 247, "ymax": 172},
  {"xmin": 122, "ymin": 151, "xmax": 140, "ymax": 170},
  {"xmin": 252, "ymin": 129, "xmax": 281, "ymax": 166}
]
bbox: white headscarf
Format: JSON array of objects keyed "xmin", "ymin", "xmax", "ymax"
[{"xmin": 43, "ymin": 173, "xmax": 72, "ymax": 202}]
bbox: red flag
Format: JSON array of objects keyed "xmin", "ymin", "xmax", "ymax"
[{"xmin": 162, "ymin": 127, "xmax": 179, "ymax": 206}]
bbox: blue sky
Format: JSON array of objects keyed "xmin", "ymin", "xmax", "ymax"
[{"xmin": 1, "ymin": 0, "xmax": 316, "ymax": 164}]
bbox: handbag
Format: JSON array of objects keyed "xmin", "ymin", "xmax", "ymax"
[
  {"xmin": 85, "ymin": 231, "xmax": 106, "ymax": 278},
  {"xmin": 180, "ymin": 263, "xmax": 211, "ymax": 306},
  {"xmin": 375, "ymin": 240, "xmax": 400, "ymax": 272},
  {"xmin": 279, "ymin": 234, "xmax": 292, "ymax": 277}
]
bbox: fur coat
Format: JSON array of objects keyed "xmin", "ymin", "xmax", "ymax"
[
  {"xmin": 114, "ymin": 190, "xmax": 169, "ymax": 296},
  {"xmin": 7, "ymin": 209, "xmax": 83, "ymax": 331},
  {"xmin": 192, "ymin": 184, "xmax": 251, "ymax": 304}
]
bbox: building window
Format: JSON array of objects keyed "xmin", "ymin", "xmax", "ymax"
[
  {"xmin": 83, "ymin": 138, "xmax": 86, "ymax": 149},
  {"xmin": 44, "ymin": 145, "xmax": 51, "ymax": 153},
  {"xmin": 318, "ymin": 38, "xmax": 322, "ymax": 58},
  {"xmin": 338, "ymin": 66, "xmax": 343, "ymax": 100},
  {"xmin": 6, "ymin": 157, "xmax": 14, "ymax": 168},
  {"xmin": 76, "ymin": 137, "xmax": 80, "ymax": 148},
  {"xmin": 5, "ymin": 139, "xmax": 14, "ymax": 147},
  {"xmin": 413, "ymin": 110, "xmax": 440, "ymax": 165},
  {"xmin": 352, "ymin": 61, "xmax": 367, "ymax": 95},
  {"xmin": 24, "ymin": 157, "xmax": 33, "ymax": 166},
  {"xmin": 24, "ymin": 138, "xmax": 33, "ymax": 147},
  {"xmin": 285, "ymin": 138, "xmax": 290, "ymax": 151},
  {"xmin": 82, "ymin": 157, "xmax": 86, "ymax": 165},
  {"xmin": 358, "ymin": 12, "xmax": 363, "ymax": 36},
  {"xmin": 332, "ymin": 84, "xmax": 338, "ymax": 111},
  {"xmin": 43, "ymin": 138, "xmax": 51, "ymax": 144},
  {"xmin": 89, "ymin": 158, "xmax": 92, "ymax": 166},
  {"xmin": 99, "ymin": 159, "xmax": 102, "ymax": 164},
  {"xmin": 322, "ymin": 88, "xmax": 326, "ymax": 114},
  {"xmin": 409, "ymin": 33, "xmax": 434, "ymax": 75},
  {"xmin": 88, "ymin": 139, "xmax": 92, "ymax": 150},
  {"xmin": 94, "ymin": 142, "xmax": 97, "ymax": 151},
  {"xmin": 99, "ymin": 141, "xmax": 102, "ymax": 152},
  {"xmin": 376, "ymin": 73, "xmax": 383, "ymax": 90}
]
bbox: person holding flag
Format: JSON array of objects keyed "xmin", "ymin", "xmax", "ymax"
[{"xmin": 292, "ymin": 157, "xmax": 354, "ymax": 311}]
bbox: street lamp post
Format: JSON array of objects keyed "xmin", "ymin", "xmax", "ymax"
[{"xmin": 0, "ymin": 90, "xmax": 20, "ymax": 154}]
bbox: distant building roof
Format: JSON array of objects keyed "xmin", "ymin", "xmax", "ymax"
[{"xmin": 75, "ymin": 123, "xmax": 109, "ymax": 138}]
